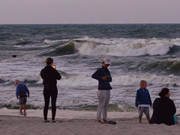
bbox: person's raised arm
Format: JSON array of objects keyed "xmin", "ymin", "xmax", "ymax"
[{"xmin": 55, "ymin": 70, "xmax": 61, "ymax": 80}]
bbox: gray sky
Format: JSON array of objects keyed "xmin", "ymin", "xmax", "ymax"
[{"xmin": 0, "ymin": 0, "xmax": 180, "ymax": 24}]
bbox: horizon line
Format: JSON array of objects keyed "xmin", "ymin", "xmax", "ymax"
[{"xmin": 0, "ymin": 23, "xmax": 180, "ymax": 25}]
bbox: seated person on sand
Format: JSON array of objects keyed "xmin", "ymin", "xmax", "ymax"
[
  {"xmin": 150, "ymin": 88, "xmax": 176, "ymax": 126},
  {"xmin": 14, "ymin": 80, "xmax": 30, "ymax": 116}
]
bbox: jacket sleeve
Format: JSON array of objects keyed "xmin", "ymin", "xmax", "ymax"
[
  {"xmin": 92, "ymin": 69, "xmax": 102, "ymax": 80},
  {"xmin": 170, "ymin": 100, "xmax": 176, "ymax": 115},
  {"xmin": 24, "ymin": 85, "xmax": 30, "ymax": 96},
  {"xmin": 135, "ymin": 91, "xmax": 139, "ymax": 107},
  {"xmin": 108, "ymin": 71, "xmax": 112, "ymax": 82},
  {"xmin": 16, "ymin": 86, "xmax": 19, "ymax": 98},
  {"xmin": 40, "ymin": 69, "xmax": 45, "ymax": 79},
  {"xmin": 55, "ymin": 70, "xmax": 61, "ymax": 80}
]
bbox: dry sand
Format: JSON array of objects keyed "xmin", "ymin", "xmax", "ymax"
[{"xmin": 0, "ymin": 108, "xmax": 179, "ymax": 135}]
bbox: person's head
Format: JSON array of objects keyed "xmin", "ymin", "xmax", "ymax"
[
  {"xmin": 14, "ymin": 80, "xmax": 21, "ymax": 86},
  {"xmin": 46, "ymin": 57, "xmax": 53, "ymax": 66},
  {"xmin": 159, "ymin": 88, "xmax": 170, "ymax": 98},
  {"xmin": 102, "ymin": 58, "xmax": 111, "ymax": 68},
  {"xmin": 140, "ymin": 80, "xmax": 147, "ymax": 90}
]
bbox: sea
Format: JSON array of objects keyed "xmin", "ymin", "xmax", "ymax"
[{"xmin": 0, "ymin": 24, "xmax": 180, "ymax": 112}]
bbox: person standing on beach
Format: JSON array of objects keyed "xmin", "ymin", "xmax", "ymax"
[
  {"xmin": 40, "ymin": 57, "xmax": 61, "ymax": 122},
  {"xmin": 135, "ymin": 80, "xmax": 152, "ymax": 123},
  {"xmin": 92, "ymin": 58, "xmax": 112, "ymax": 124},
  {"xmin": 15, "ymin": 80, "xmax": 30, "ymax": 116}
]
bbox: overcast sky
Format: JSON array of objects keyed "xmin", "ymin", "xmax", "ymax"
[{"xmin": 0, "ymin": 0, "xmax": 180, "ymax": 24}]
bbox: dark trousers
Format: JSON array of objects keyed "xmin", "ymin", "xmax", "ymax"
[{"xmin": 43, "ymin": 85, "xmax": 58, "ymax": 120}]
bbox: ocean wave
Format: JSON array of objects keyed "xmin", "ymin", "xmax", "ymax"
[
  {"xmin": 141, "ymin": 59, "xmax": 180, "ymax": 75},
  {"xmin": 44, "ymin": 39, "xmax": 69, "ymax": 44},
  {"xmin": 49, "ymin": 42, "xmax": 77, "ymax": 55},
  {"xmin": 45, "ymin": 37, "xmax": 180, "ymax": 57},
  {"xmin": 16, "ymin": 39, "xmax": 31, "ymax": 45},
  {"xmin": 57, "ymin": 73, "xmax": 180, "ymax": 87}
]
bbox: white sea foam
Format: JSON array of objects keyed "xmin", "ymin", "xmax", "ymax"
[
  {"xmin": 44, "ymin": 39, "xmax": 69, "ymax": 44},
  {"xmin": 64, "ymin": 37, "xmax": 180, "ymax": 56},
  {"xmin": 56, "ymin": 73, "xmax": 179, "ymax": 87}
]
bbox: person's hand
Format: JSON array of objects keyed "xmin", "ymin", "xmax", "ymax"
[
  {"xmin": 27, "ymin": 95, "xmax": 30, "ymax": 98},
  {"xmin": 52, "ymin": 65, "xmax": 56, "ymax": 69},
  {"xmin": 17, "ymin": 97, "xmax": 20, "ymax": 100},
  {"xmin": 101, "ymin": 76, "xmax": 108, "ymax": 80}
]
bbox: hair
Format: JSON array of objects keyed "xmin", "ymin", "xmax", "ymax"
[
  {"xmin": 14, "ymin": 80, "xmax": 20, "ymax": 86},
  {"xmin": 46, "ymin": 57, "xmax": 53, "ymax": 66},
  {"xmin": 159, "ymin": 88, "xmax": 169, "ymax": 97},
  {"xmin": 140, "ymin": 80, "xmax": 147, "ymax": 85}
]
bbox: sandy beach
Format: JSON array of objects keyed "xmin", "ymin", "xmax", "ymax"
[{"xmin": 0, "ymin": 108, "xmax": 179, "ymax": 135}]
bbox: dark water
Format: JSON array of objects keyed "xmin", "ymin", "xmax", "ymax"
[{"xmin": 0, "ymin": 24, "xmax": 180, "ymax": 111}]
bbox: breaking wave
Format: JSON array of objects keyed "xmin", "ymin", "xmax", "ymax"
[{"xmin": 45, "ymin": 37, "xmax": 180, "ymax": 57}]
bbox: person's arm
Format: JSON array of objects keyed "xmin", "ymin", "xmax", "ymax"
[
  {"xmin": 16, "ymin": 86, "xmax": 19, "ymax": 99},
  {"xmin": 135, "ymin": 91, "xmax": 139, "ymax": 107},
  {"xmin": 92, "ymin": 69, "xmax": 102, "ymax": 80},
  {"xmin": 55, "ymin": 70, "xmax": 61, "ymax": 80},
  {"xmin": 170, "ymin": 100, "xmax": 176, "ymax": 115},
  {"xmin": 40, "ymin": 69, "xmax": 45, "ymax": 79},
  {"xmin": 24, "ymin": 85, "xmax": 30, "ymax": 97},
  {"xmin": 107, "ymin": 71, "xmax": 112, "ymax": 82}
]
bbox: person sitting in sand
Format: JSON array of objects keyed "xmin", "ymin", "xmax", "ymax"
[
  {"xmin": 15, "ymin": 80, "xmax": 30, "ymax": 116},
  {"xmin": 92, "ymin": 58, "xmax": 112, "ymax": 124},
  {"xmin": 150, "ymin": 88, "xmax": 176, "ymax": 126},
  {"xmin": 135, "ymin": 80, "xmax": 152, "ymax": 123}
]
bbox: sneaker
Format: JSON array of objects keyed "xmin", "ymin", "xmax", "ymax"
[
  {"xmin": 96, "ymin": 120, "xmax": 102, "ymax": 124},
  {"xmin": 44, "ymin": 120, "xmax": 50, "ymax": 123},
  {"xmin": 103, "ymin": 120, "xmax": 108, "ymax": 124}
]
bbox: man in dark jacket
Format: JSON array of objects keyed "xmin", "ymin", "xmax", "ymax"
[
  {"xmin": 40, "ymin": 57, "xmax": 61, "ymax": 122},
  {"xmin": 92, "ymin": 58, "xmax": 112, "ymax": 124}
]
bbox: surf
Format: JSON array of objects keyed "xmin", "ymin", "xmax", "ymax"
[{"xmin": 43, "ymin": 37, "xmax": 180, "ymax": 57}]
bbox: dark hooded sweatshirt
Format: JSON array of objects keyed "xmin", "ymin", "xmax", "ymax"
[
  {"xmin": 150, "ymin": 97, "xmax": 176, "ymax": 126},
  {"xmin": 92, "ymin": 66, "xmax": 112, "ymax": 90},
  {"xmin": 40, "ymin": 66, "xmax": 61, "ymax": 87}
]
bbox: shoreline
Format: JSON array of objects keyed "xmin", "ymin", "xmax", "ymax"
[
  {"xmin": 0, "ymin": 107, "xmax": 138, "ymax": 120},
  {"xmin": 1, "ymin": 108, "xmax": 179, "ymax": 119}
]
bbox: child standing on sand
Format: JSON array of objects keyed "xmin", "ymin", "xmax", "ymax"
[
  {"xmin": 135, "ymin": 80, "xmax": 152, "ymax": 123},
  {"xmin": 15, "ymin": 80, "xmax": 30, "ymax": 116}
]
